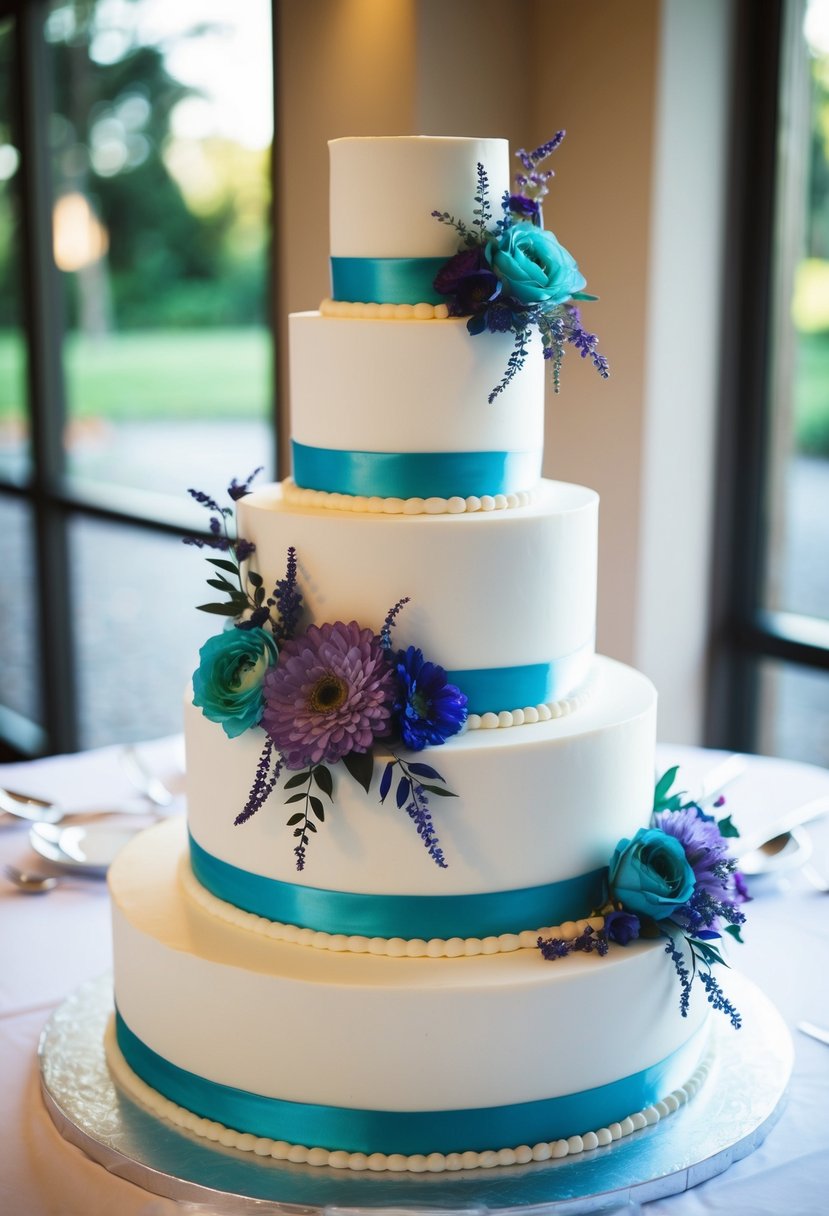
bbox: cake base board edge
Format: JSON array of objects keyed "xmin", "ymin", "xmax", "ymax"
[{"xmin": 39, "ymin": 972, "xmax": 791, "ymax": 1212}]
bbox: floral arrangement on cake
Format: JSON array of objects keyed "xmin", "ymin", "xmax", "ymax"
[
  {"xmin": 432, "ymin": 132, "xmax": 609, "ymax": 402},
  {"xmin": 538, "ymin": 766, "xmax": 749, "ymax": 1027},
  {"xmin": 185, "ymin": 473, "xmax": 467, "ymax": 871}
]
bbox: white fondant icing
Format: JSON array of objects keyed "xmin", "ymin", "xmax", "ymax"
[
  {"xmin": 237, "ymin": 479, "xmax": 597, "ymax": 685},
  {"xmin": 329, "ymin": 137, "xmax": 509, "ymax": 258},
  {"xmin": 281, "ymin": 477, "xmax": 531, "ymax": 517},
  {"xmin": 105, "ymin": 1018, "xmax": 713, "ymax": 1173},
  {"xmin": 289, "ymin": 312, "xmax": 544, "ymax": 465},
  {"xmin": 110, "ymin": 818, "xmax": 708, "ymax": 1114},
  {"xmin": 185, "ymin": 657, "xmax": 655, "ymax": 898}
]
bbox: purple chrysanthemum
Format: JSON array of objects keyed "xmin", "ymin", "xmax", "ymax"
[
  {"xmin": 262, "ymin": 621, "xmax": 395, "ymax": 768},
  {"xmin": 393, "ymin": 646, "xmax": 468, "ymax": 751},
  {"xmin": 653, "ymin": 807, "xmax": 731, "ymax": 895}
]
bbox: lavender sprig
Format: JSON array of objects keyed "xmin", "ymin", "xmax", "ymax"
[
  {"xmin": 473, "ymin": 162, "xmax": 493, "ymax": 241},
  {"xmin": 235, "ymin": 738, "xmax": 282, "ymax": 825},
  {"xmin": 538, "ymin": 924, "xmax": 609, "ymax": 961},
  {"xmin": 379, "ymin": 755, "xmax": 452, "ymax": 869},
  {"xmin": 663, "ymin": 934, "xmax": 693, "ymax": 1019},
  {"xmin": 228, "ymin": 467, "xmax": 263, "ymax": 501},
  {"xmin": 564, "ymin": 305, "xmax": 610, "ymax": 379},
  {"xmin": 270, "ymin": 546, "xmax": 303, "ymax": 644},
  {"xmin": 488, "ymin": 325, "xmax": 532, "ymax": 403},
  {"xmin": 698, "ymin": 969, "xmax": 743, "ymax": 1029},
  {"xmin": 380, "ymin": 596, "xmax": 410, "ymax": 650}
]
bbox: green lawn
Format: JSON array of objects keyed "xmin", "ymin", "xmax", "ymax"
[
  {"xmin": 795, "ymin": 332, "xmax": 829, "ymax": 455},
  {"xmin": 0, "ymin": 327, "xmax": 271, "ymax": 422},
  {"xmin": 0, "ymin": 325, "xmax": 827, "ymax": 454}
]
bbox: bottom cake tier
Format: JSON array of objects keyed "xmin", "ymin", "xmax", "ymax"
[{"xmin": 109, "ymin": 819, "xmax": 711, "ymax": 1170}]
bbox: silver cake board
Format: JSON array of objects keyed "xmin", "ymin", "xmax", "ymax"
[{"xmin": 39, "ymin": 971, "xmax": 791, "ymax": 1214}]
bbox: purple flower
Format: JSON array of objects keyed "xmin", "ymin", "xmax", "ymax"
[
  {"xmin": 508, "ymin": 193, "xmax": 540, "ymax": 221},
  {"xmin": 653, "ymin": 807, "xmax": 730, "ymax": 897},
  {"xmin": 604, "ymin": 909, "xmax": 641, "ymax": 945},
  {"xmin": 262, "ymin": 621, "xmax": 395, "ymax": 768},
  {"xmin": 434, "ymin": 249, "xmax": 502, "ymax": 316},
  {"xmin": 392, "ymin": 646, "xmax": 468, "ymax": 751},
  {"xmin": 434, "ymin": 247, "xmax": 484, "ymax": 294}
]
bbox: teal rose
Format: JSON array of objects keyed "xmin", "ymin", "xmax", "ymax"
[
  {"xmin": 192, "ymin": 627, "xmax": 278, "ymax": 739},
  {"xmin": 485, "ymin": 224, "xmax": 586, "ymax": 305},
  {"xmin": 608, "ymin": 828, "xmax": 696, "ymax": 922}
]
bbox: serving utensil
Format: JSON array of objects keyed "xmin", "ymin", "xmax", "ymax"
[{"xmin": 3, "ymin": 863, "xmax": 63, "ymax": 893}]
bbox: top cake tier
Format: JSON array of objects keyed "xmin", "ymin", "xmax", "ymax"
[
  {"xmin": 329, "ymin": 136, "xmax": 509, "ymax": 305},
  {"xmin": 330, "ymin": 136, "xmax": 509, "ymax": 258}
]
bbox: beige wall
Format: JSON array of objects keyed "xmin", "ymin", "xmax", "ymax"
[{"xmin": 274, "ymin": 0, "xmax": 731, "ymax": 742}]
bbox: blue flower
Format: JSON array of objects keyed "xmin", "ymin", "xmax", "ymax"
[
  {"xmin": 193, "ymin": 626, "xmax": 278, "ymax": 738},
  {"xmin": 392, "ymin": 646, "xmax": 467, "ymax": 751},
  {"xmin": 485, "ymin": 223, "xmax": 586, "ymax": 305},
  {"xmin": 608, "ymin": 828, "xmax": 696, "ymax": 922},
  {"xmin": 603, "ymin": 908, "xmax": 641, "ymax": 945}
]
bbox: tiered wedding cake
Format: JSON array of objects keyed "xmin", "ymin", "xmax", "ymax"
[{"xmin": 107, "ymin": 137, "xmax": 743, "ymax": 1173}]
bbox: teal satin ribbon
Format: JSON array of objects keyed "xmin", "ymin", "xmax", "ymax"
[
  {"xmin": 189, "ymin": 832, "xmax": 606, "ymax": 939},
  {"xmin": 330, "ymin": 256, "xmax": 447, "ymax": 304},
  {"xmin": 115, "ymin": 1010, "xmax": 706, "ymax": 1155},
  {"xmin": 448, "ymin": 645, "xmax": 592, "ymax": 715},
  {"xmin": 292, "ymin": 440, "xmax": 540, "ymax": 500}
]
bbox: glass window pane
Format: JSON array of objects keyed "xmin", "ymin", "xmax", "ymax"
[
  {"xmin": 0, "ymin": 495, "xmax": 41, "ymax": 726},
  {"xmin": 0, "ymin": 17, "xmax": 29, "ymax": 483},
  {"xmin": 757, "ymin": 658, "xmax": 829, "ymax": 766},
  {"xmin": 47, "ymin": 0, "xmax": 274, "ymax": 499},
  {"xmin": 764, "ymin": 2, "xmax": 829, "ymax": 624},
  {"xmin": 71, "ymin": 515, "xmax": 216, "ymax": 748}
]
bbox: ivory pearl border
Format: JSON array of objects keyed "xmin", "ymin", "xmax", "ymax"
[
  {"xmin": 282, "ymin": 477, "xmax": 532, "ymax": 517},
  {"xmin": 179, "ymin": 855, "xmax": 604, "ymax": 958},
  {"xmin": 104, "ymin": 1017, "xmax": 713, "ymax": 1174},
  {"xmin": 320, "ymin": 298, "xmax": 451, "ymax": 320}
]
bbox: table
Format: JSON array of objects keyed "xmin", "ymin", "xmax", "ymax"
[{"xmin": 1, "ymin": 739, "xmax": 828, "ymax": 1215}]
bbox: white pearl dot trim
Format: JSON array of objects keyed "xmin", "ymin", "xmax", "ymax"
[
  {"xmin": 282, "ymin": 478, "xmax": 532, "ymax": 517},
  {"xmin": 465, "ymin": 669, "xmax": 595, "ymax": 732},
  {"xmin": 320, "ymin": 298, "xmax": 451, "ymax": 320},
  {"xmin": 180, "ymin": 857, "xmax": 604, "ymax": 957},
  {"xmin": 105, "ymin": 1018, "xmax": 713, "ymax": 1174}
]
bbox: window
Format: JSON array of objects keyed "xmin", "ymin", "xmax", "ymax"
[
  {"xmin": 711, "ymin": 0, "xmax": 829, "ymax": 766},
  {"xmin": 0, "ymin": 0, "xmax": 275, "ymax": 758}
]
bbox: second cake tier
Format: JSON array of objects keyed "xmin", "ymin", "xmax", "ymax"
[
  {"xmin": 185, "ymin": 656, "xmax": 656, "ymax": 939},
  {"xmin": 238, "ymin": 478, "xmax": 598, "ymax": 716}
]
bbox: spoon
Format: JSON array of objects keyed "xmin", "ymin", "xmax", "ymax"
[
  {"xmin": 119, "ymin": 744, "xmax": 177, "ymax": 808},
  {"xmin": 0, "ymin": 785, "xmax": 162, "ymax": 826},
  {"xmin": 2, "ymin": 863, "xmax": 64, "ymax": 893}
]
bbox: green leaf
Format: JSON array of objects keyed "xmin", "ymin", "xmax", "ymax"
[
  {"xmin": 418, "ymin": 783, "xmax": 457, "ymax": 797},
  {"xmin": 196, "ymin": 602, "xmax": 239, "ymax": 616},
  {"xmin": 293, "ymin": 826, "xmax": 304, "ymax": 837},
  {"xmin": 724, "ymin": 924, "xmax": 744, "ymax": 943},
  {"xmin": 653, "ymin": 766, "xmax": 679, "ymax": 807},
  {"xmin": 207, "ymin": 558, "xmax": 239, "ymax": 575},
  {"xmin": 717, "ymin": 814, "xmax": 740, "ymax": 839},
  {"xmin": 254, "ymin": 585, "xmax": 265, "ymax": 606},
  {"xmin": 690, "ymin": 939, "xmax": 728, "ymax": 969},
  {"xmin": 571, "ymin": 291, "xmax": 599, "ymax": 301},
  {"xmin": 342, "ymin": 749, "xmax": 374, "ymax": 794},
  {"xmin": 285, "ymin": 792, "xmax": 306, "ymax": 804},
  {"xmin": 310, "ymin": 796, "xmax": 325, "ymax": 822},
  {"xmin": 306, "ymin": 819, "xmax": 317, "ymax": 833},
  {"xmin": 284, "ymin": 771, "xmax": 310, "ymax": 790},
  {"xmin": 396, "ymin": 777, "xmax": 411, "ymax": 809},
  {"xmin": 248, "ymin": 571, "xmax": 263, "ymax": 587},
  {"xmin": 286, "ymin": 812, "xmax": 304, "ymax": 825},
  {"xmin": 313, "ymin": 765, "xmax": 334, "ymax": 799}
]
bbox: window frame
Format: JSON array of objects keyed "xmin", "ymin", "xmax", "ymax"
[
  {"xmin": 0, "ymin": 0, "xmax": 278, "ymax": 760},
  {"xmin": 707, "ymin": 0, "xmax": 829, "ymax": 753}
]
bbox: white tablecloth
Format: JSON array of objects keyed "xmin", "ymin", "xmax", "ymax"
[{"xmin": 0, "ymin": 739, "xmax": 828, "ymax": 1215}]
